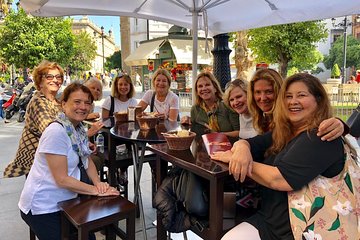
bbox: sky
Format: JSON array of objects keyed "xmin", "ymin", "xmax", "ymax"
[
  {"xmin": 12, "ymin": 1, "xmax": 122, "ymax": 46},
  {"xmin": 73, "ymin": 16, "xmax": 122, "ymax": 46}
]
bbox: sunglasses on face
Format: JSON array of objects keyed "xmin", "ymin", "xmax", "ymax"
[{"xmin": 43, "ymin": 74, "xmax": 63, "ymax": 81}]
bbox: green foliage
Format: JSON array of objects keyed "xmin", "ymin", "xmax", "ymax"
[
  {"xmin": 68, "ymin": 31, "xmax": 96, "ymax": 76},
  {"xmin": 0, "ymin": 9, "xmax": 75, "ymax": 69},
  {"xmin": 323, "ymin": 35, "xmax": 360, "ymax": 70},
  {"xmin": 331, "ymin": 63, "xmax": 341, "ymax": 78},
  {"xmin": 287, "ymin": 67, "xmax": 299, "ymax": 76},
  {"xmin": 248, "ymin": 21, "xmax": 327, "ymax": 77},
  {"xmin": 105, "ymin": 50, "xmax": 122, "ymax": 71}
]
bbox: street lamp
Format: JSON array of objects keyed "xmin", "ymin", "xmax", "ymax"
[
  {"xmin": 331, "ymin": 16, "xmax": 352, "ymax": 83},
  {"xmin": 94, "ymin": 26, "xmax": 112, "ymax": 74}
]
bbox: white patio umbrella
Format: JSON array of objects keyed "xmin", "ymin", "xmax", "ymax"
[{"xmin": 21, "ymin": 0, "xmax": 360, "ymax": 94}]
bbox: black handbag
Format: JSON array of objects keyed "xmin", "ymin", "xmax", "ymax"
[
  {"xmin": 77, "ymin": 157, "xmax": 92, "ymax": 185},
  {"xmin": 347, "ymin": 104, "xmax": 360, "ymax": 138}
]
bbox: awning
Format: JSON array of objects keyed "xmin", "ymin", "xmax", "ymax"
[
  {"xmin": 125, "ymin": 40, "xmax": 164, "ymax": 66},
  {"xmin": 169, "ymin": 39, "xmax": 212, "ymax": 65}
]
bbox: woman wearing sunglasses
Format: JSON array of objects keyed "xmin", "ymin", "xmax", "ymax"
[{"xmin": 3, "ymin": 60, "xmax": 64, "ymax": 178}]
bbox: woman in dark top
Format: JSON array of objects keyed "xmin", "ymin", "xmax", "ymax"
[{"xmin": 213, "ymin": 73, "xmax": 345, "ymax": 240}]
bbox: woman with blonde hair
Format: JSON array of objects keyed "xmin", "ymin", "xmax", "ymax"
[
  {"xmin": 101, "ymin": 73, "xmax": 137, "ymax": 119},
  {"xmin": 223, "ymin": 78, "xmax": 257, "ymax": 139},
  {"xmin": 247, "ymin": 68, "xmax": 283, "ymax": 134},
  {"xmin": 84, "ymin": 76, "xmax": 103, "ymax": 120},
  {"xmin": 138, "ymin": 68, "xmax": 179, "ymax": 121},
  {"xmin": 182, "ymin": 71, "xmax": 239, "ymax": 137}
]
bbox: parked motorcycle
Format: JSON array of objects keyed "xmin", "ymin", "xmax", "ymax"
[{"xmin": 17, "ymin": 83, "xmax": 35, "ymax": 122}]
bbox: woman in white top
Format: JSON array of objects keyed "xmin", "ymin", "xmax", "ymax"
[
  {"xmin": 138, "ymin": 69, "xmax": 179, "ymax": 121},
  {"xmin": 223, "ymin": 79, "xmax": 257, "ymax": 139},
  {"xmin": 18, "ymin": 83, "xmax": 119, "ymax": 240},
  {"xmin": 84, "ymin": 77, "xmax": 103, "ymax": 120},
  {"xmin": 101, "ymin": 73, "xmax": 137, "ymax": 118}
]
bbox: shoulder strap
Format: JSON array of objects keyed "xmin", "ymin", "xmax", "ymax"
[
  {"xmin": 150, "ymin": 91, "xmax": 156, "ymax": 112},
  {"xmin": 110, "ymin": 96, "xmax": 114, "ymax": 117}
]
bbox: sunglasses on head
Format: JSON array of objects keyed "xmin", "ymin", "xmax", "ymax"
[{"xmin": 44, "ymin": 74, "xmax": 63, "ymax": 81}]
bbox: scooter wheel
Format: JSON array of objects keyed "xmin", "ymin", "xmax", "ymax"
[
  {"xmin": 5, "ymin": 110, "xmax": 14, "ymax": 120},
  {"xmin": 18, "ymin": 113, "xmax": 25, "ymax": 122}
]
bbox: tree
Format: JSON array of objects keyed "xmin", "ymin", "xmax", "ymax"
[
  {"xmin": 68, "ymin": 31, "xmax": 97, "ymax": 78},
  {"xmin": 331, "ymin": 63, "xmax": 341, "ymax": 78},
  {"xmin": 120, "ymin": 16, "xmax": 131, "ymax": 74},
  {"xmin": 230, "ymin": 31, "xmax": 255, "ymax": 80},
  {"xmin": 323, "ymin": 35, "xmax": 360, "ymax": 71},
  {"xmin": 0, "ymin": 9, "xmax": 74, "ymax": 79},
  {"xmin": 105, "ymin": 50, "xmax": 122, "ymax": 71},
  {"xmin": 248, "ymin": 21, "xmax": 327, "ymax": 78}
]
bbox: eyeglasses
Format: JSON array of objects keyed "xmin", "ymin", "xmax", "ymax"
[{"xmin": 44, "ymin": 74, "xmax": 63, "ymax": 81}]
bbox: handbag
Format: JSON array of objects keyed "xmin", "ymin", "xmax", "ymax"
[
  {"xmin": 153, "ymin": 167, "xmax": 209, "ymax": 233},
  {"xmin": 347, "ymin": 104, "xmax": 360, "ymax": 137},
  {"xmin": 287, "ymin": 140, "xmax": 360, "ymax": 240},
  {"xmin": 77, "ymin": 157, "xmax": 92, "ymax": 185}
]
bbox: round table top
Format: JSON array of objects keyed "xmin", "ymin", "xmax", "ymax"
[{"xmin": 110, "ymin": 119, "xmax": 181, "ymax": 144}]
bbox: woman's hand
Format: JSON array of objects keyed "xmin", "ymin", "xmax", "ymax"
[
  {"xmin": 229, "ymin": 140, "xmax": 253, "ymax": 182},
  {"xmin": 181, "ymin": 116, "xmax": 191, "ymax": 125},
  {"xmin": 94, "ymin": 181, "xmax": 110, "ymax": 194},
  {"xmin": 89, "ymin": 142, "xmax": 97, "ymax": 154},
  {"xmin": 86, "ymin": 112, "xmax": 100, "ymax": 120},
  {"xmin": 98, "ymin": 186, "xmax": 120, "ymax": 196},
  {"xmin": 87, "ymin": 121, "xmax": 104, "ymax": 137},
  {"xmin": 155, "ymin": 112, "xmax": 166, "ymax": 120},
  {"xmin": 210, "ymin": 150, "xmax": 232, "ymax": 163},
  {"xmin": 317, "ymin": 117, "xmax": 344, "ymax": 141}
]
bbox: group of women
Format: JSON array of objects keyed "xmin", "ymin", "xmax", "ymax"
[
  {"xmin": 2, "ymin": 58, "xmax": 353, "ymax": 239},
  {"xmin": 2, "ymin": 61, "xmax": 180, "ymax": 240},
  {"xmin": 181, "ymin": 68, "xmax": 347, "ymax": 240}
]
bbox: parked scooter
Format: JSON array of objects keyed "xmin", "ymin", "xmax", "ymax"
[
  {"xmin": 17, "ymin": 83, "xmax": 35, "ymax": 122},
  {"xmin": 2, "ymin": 88, "xmax": 20, "ymax": 114}
]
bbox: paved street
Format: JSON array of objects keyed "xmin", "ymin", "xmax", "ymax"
[{"xmin": 0, "ymin": 87, "xmax": 198, "ymax": 240}]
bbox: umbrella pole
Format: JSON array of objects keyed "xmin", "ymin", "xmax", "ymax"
[{"xmin": 192, "ymin": 1, "xmax": 198, "ymax": 105}]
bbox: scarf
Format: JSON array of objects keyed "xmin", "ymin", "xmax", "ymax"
[
  {"xmin": 55, "ymin": 112, "xmax": 92, "ymax": 162},
  {"xmin": 200, "ymin": 100, "xmax": 220, "ymax": 132}
]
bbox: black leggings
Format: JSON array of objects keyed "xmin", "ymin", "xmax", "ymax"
[{"xmin": 20, "ymin": 210, "xmax": 96, "ymax": 240}]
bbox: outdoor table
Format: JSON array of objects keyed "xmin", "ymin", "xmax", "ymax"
[
  {"xmin": 109, "ymin": 120, "xmax": 181, "ymax": 240},
  {"xmin": 148, "ymin": 138, "xmax": 232, "ymax": 240}
]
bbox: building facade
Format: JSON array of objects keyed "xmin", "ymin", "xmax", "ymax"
[{"xmin": 72, "ymin": 16, "xmax": 116, "ymax": 75}]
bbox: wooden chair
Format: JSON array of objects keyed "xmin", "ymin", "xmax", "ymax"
[{"xmin": 58, "ymin": 195, "xmax": 136, "ymax": 240}]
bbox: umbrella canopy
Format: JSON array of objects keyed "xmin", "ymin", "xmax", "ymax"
[
  {"xmin": 20, "ymin": 0, "xmax": 360, "ymax": 98},
  {"xmin": 20, "ymin": 0, "xmax": 360, "ymax": 36}
]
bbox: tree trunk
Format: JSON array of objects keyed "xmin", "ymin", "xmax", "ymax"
[
  {"xmin": 120, "ymin": 16, "xmax": 131, "ymax": 75},
  {"xmin": 278, "ymin": 53, "xmax": 289, "ymax": 79},
  {"xmin": 235, "ymin": 31, "xmax": 255, "ymax": 80}
]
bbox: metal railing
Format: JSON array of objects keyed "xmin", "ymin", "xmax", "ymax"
[
  {"xmin": 324, "ymin": 84, "xmax": 360, "ymax": 122},
  {"xmin": 178, "ymin": 92, "xmax": 192, "ymax": 112}
]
